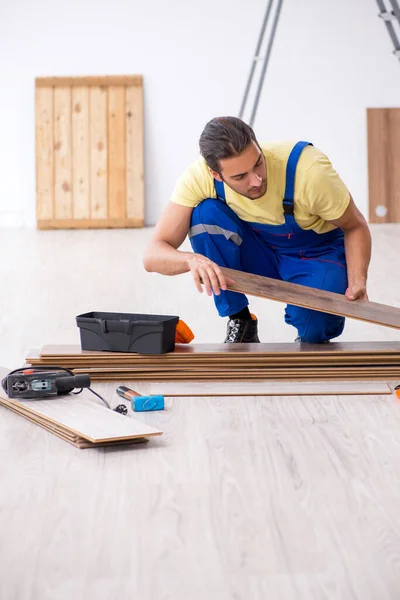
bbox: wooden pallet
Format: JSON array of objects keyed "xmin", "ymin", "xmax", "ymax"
[{"xmin": 35, "ymin": 75, "xmax": 144, "ymax": 229}]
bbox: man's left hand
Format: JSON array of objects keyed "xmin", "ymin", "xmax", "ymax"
[{"xmin": 345, "ymin": 282, "xmax": 368, "ymax": 301}]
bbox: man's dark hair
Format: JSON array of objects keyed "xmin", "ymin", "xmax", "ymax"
[{"xmin": 199, "ymin": 116, "xmax": 258, "ymax": 174}]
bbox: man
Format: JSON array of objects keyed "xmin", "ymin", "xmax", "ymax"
[{"xmin": 143, "ymin": 116, "xmax": 371, "ymax": 344}]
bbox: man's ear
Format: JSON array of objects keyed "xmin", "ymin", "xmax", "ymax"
[{"xmin": 209, "ymin": 168, "xmax": 223, "ymax": 182}]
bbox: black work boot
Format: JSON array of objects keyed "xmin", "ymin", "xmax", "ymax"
[{"xmin": 224, "ymin": 315, "xmax": 260, "ymax": 343}]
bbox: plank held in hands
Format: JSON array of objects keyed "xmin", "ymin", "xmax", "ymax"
[{"xmin": 222, "ymin": 267, "xmax": 400, "ymax": 331}]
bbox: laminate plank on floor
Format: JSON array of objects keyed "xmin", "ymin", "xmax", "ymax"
[
  {"xmin": 120, "ymin": 380, "xmax": 391, "ymax": 397},
  {"xmin": 0, "ymin": 395, "xmax": 150, "ymax": 448},
  {"xmin": 0, "ymin": 367, "xmax": 162, "ymax": 443}
]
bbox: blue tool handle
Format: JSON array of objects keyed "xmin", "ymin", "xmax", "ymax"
[{"xmin": 132, "ymin": 395, "xmax": 164, "ymax": 412}]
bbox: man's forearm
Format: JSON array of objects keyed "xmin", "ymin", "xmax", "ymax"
[
  {"xmin": 143, "ymin": 240, "xmax": 193, "ymax": 276},
  {"xmin": 343, "ymin": 224, "xmax": 371, "ymax": 287}
]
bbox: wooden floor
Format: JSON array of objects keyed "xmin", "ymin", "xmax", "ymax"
[{"xmin": 1, "ymin": 225, "xmax": 400, "ymax": 599}]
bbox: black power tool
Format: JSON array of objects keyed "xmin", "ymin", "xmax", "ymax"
[
  {"xmin": 2, "ymin": 367, "xmax": 90, "ymax": 399},
  {"xmin": 1, "ymin": 367, "xmax": 128, "ymax": 415}
]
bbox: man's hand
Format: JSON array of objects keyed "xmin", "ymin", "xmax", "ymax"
[
  {"xmin": 186, "ymin": 254, "xmax": 234, "ymax": 296},
  {"xmin": 345, "ymin": 280, "xmax": 368, "ymax": 301}
]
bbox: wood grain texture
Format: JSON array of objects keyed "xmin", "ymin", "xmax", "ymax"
[
  {"xmin": 89, "ymin": 86, "xmax": 108, "ymax": 219},
  {"xmin": 128, "ymin": 380, "xmax": 391, "ymax": 396},
  {"xmin": 2, "ymin": 386, "xmax": 400, "ymax": 598},
  {"xmin": 35, "ymin": 76, "xmax": 144, "ymax": 229},
  {"xmin": 223, "ymin": 267, "xmax": 400, "ymax": 330},
  {"xmin": 37, "ymin": 217, "xmax": 143, "ymax": 229},
  {"xmin": 0, "ymin": 366, "xmax": 162, "ymax": 443},
  {"xmin": 53, "ymin": 86, "xmax": 72, "ymax": 219},
  {"xmin": 126, "ymin": 84, "xmax": 144, "ymax": 223},
  {"xmin": 107, "ymin": 86, "xmax": 126, "ymax": 219},
  {"xmin": 367, "ymin": 108, "xmax": 400, "ymax": 223},
  {"xmin": 35, "ymin": 86, "xmax": 54, "ymax": 220},
  {"xmin": 36, "ymin": 75, "xmax": 142, "ymax": 87},
  {"xmin": 34, "ymin": 341, "xmax": 400, "ymax": 358},
  {"xmin": 1, "ymin": 227, "xmax": 400, "ymax": 597},
  {"xmin": 72, "ymin": 86, "xmax": 90, "ymax": 219},
  {"xmin": 24, "ymin": 343, "xmax": 400, "ymax": 382},
  {"xmin": 0, "ymin": 398, "xmax": 150, "ymax": 448}
]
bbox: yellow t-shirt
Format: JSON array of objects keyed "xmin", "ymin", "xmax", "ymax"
[{"xmin": 170, "ymin": 141, "xmax": 350, "ymax": 234}]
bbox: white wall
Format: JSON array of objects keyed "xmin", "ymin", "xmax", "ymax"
[{"xmin": 0, "ymin": 0, "xmax": 399, "ymax": 228}]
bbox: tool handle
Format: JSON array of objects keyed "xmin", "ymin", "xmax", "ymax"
[
  {"xmin": 116, "ymin": 385, "xmax": 139, "ymax": 401},
  {"xmin": 99, "ymin": 320, "xmax": 135, "ymax": 334},
  {"xmin": 99, "ymin": 319, "xmax": 163, "ymax": 334}
]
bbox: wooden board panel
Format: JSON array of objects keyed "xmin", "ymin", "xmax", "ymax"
[
  {"xmin": 89, "ymin": 86, "xmax": 108, "ymax": 219},
  {"xmin": 36, "ymin": 76, "xmax": 142, "ymax": 87},
  {"xmin": 89, "ymin": 373, "xmax": 398, "ymax": 382},
  {"xmin": 25, "ymin": 343, "xmax": 400, "ymax": 384},
  {"xmin": 126, "ymin": 84, "xmax": 144, "ymax": 223},
  {"xmin": 54, "ymin": 87, "xmax": 72, "ymax": 219},
  {"xmin": 223, "ymin": 267, "xmax": 400, "ymax": 330},
  {"xmin": 35, "ymin": 75, "xmax": 144, "ymax": 229},
  {"xmin": 34, "ymin": 341, "xmax": 400, "ymax": 358},
  {"xmin": 72, "ymin": 86, "xmax": 90, "ymax": 219},
  {"xmin": 133, "ymin": 380, "xmax": 391, "ymax": 396},
  {"xmin": 13, "ymin": 396, "xmax": 162, "ymax": 443},
  {"xmin": 37, "ymin": 218, "xmax": 142, "ymax": 229},
  {"xmin": 367, "ymin": 108, "xmax": 400, "ymax": 223},
  {"xmin": 27, "ymin": 356, "xmax": 400, "ymax": 368},
  {"xmin": 0, "ymin": 393, "xmax": 161, "ymax": 443},
  {"xmin": 0, "ymin": 367, "xmax": 161, "ymax": 443},
  {"xmin": 388, "ymin": 109, "xmax": 400, "ymax": 223},
  {"xmin": 0, "ymin": 398, "xmax": 149, "ymax": 449},
  {"xmin": 107, "ymin": 86, "xmax": 126, "ymax": 219},
  {"xmin": 35, "ymin": 86, "xmax": 54, "ymax": 220}
]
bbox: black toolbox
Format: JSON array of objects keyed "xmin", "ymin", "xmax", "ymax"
[{"xmin": 76, "ymin": 311, "xmax": 179, "ymax": 354}]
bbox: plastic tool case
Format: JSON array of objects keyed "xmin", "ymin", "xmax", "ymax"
[{"xmin": 76, "ymin": 311, "xmax": 179, "ymax": 354}]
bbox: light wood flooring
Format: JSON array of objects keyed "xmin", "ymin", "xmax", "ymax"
[{"xmin": 1, "ymin": 224, "xmax": 400, "ymax": 599}]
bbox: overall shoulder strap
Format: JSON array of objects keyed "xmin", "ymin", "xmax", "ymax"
[
  {"xmin": 214, "ymin": 179, "xmax": 226, "ymax": 202},
  {"xmin": 283, "ymin": 141, "xmax": 313, "ymax": 215}
]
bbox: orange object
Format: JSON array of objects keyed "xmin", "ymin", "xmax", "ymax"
[
  {"xmin": 175, "ymin": 319, "xmax": 194, "ymax": 344},
  {"xmin": 396, "ymin": 389, "xmax": 400, "ymax": 399}
]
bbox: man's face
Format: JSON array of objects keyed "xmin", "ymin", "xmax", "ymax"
[{"xmin": 212, "ymin": 141, "xmax": 267, "ymax": 199}]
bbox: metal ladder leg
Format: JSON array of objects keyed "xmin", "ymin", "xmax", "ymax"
[
  {"xmin": 376, "ymin": 0, "xmax": 400, "ymax": 60},
  {"xmin": 239, "ymin": 0, "xmax": 284, "ymax": 127}
]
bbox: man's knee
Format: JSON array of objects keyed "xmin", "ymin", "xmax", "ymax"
[
  {"xmin": 191, "ymin": 198, "xmax": 240, "ymax": 226},
  {"xmin": 190, "ymin": 199, "xmax": 244, "ymax": 248},
  {"xmin": 286, "ymin": 307, "xmax": 345, "ymax": 343}
]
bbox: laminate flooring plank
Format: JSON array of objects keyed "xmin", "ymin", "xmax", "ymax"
[
  {"xmin": 36, "ymin": 341, "xmax": 400, "ymax": 357},
  {"xmin": 91, "ymin": 374, "xmax": 398, "ymax": 382},
  {"xmin": 71, "ymin": 365, "xmax": 399, "ymax": 374},
  {"xmin": 0, "ymin": 367, "xmax": 162, "ymax": 443},
  {"xmin": 4, "ymin": 395, "xmax": 161, "ymax": 442},
  {"xmin": 120, "ymin": 380, "xmax": 391, "ymax": 397},
  {"xmin": 223, "ymin": 268, "xmax": 400, "ymax": 330},
  {"xmin": 0, "ymin": 396, "xmax": 150, "ymax": 448}
]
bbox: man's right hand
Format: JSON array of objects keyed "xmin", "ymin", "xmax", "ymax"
[{"xmin": 186, "ymin": 254, "xmax": 234, "ymax": 296}]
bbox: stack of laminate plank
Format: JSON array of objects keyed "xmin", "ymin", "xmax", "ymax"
[
  {"xmin": 0, "ymin": 367, "xmax": 162, "ymax": 448},
  {"xmin": 25, "ymin": 342, "xmax": 400, "ymax": 382}
]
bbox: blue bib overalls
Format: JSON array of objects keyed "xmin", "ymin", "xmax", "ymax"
[{"xmin": 188, "ymin": 141, "xmax": 348, "ymax": 343}]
